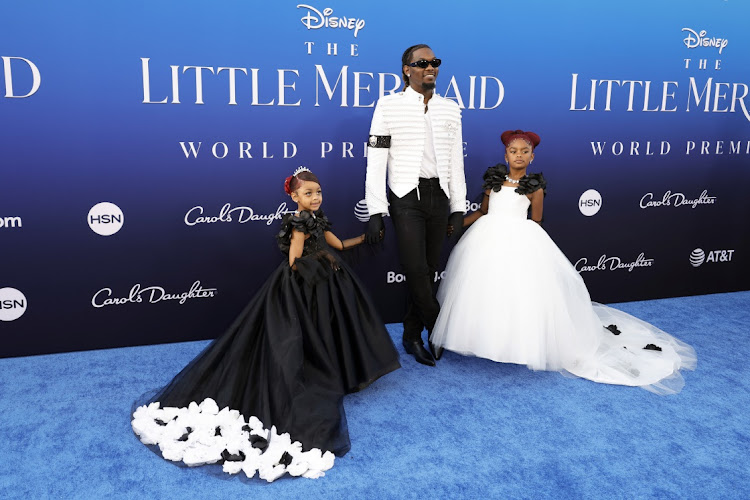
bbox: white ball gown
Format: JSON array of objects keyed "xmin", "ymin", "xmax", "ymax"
[{"xmin": 431, "ymin": 167, "xmax": 696, "ymax": 395}]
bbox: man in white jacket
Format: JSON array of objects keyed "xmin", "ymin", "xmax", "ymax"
[{"xmin": 365, "ymin": 44, "xmax": 467, "ymax": 366}]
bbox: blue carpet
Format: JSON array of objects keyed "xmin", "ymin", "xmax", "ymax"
[{"xmin": 1, "ymin": 292, "xmax": 749, "ymax": 499}]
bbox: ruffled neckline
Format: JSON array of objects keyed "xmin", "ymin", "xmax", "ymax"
[
  {"xmin": 482, "ymin": 164, "xmax": 546, "ymax": 196},
  {"xmin": 290, "ymin": 209, "xmax": 330, "ymax": 235},
  {"xmin": 276, "ymin": 209, "xmax": 332, "ymax": 255}
]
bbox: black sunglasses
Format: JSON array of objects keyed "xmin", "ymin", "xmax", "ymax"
[{"xmin": 407, "ymin": 58, "xmax": 442, "ymax": 69}]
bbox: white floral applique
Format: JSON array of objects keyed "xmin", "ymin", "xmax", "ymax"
[{"xmin": 132, "ymin": 398, "xmax": 335, "ymax": 482}]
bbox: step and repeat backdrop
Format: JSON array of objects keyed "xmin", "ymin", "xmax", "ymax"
[{"xmin": 2, "ymin": 1, "xmax": 749, "ymax": 357}]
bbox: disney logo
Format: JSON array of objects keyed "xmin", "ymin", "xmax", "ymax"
[
  {"xmin": 682, "ymin": 28, "xmax": 728, "ymax": 54},
  {"xmin": 185, "ymin": 202, "xmax": 294, "ymax": 227},
  {"xmin": 640, "ymin": 190, "xmax": 716, "ymax": 209},
  {"xmin": 575, "ymin": 253, "xmax": 654, "ymax": 273},
  {"xmin": 297, "ymin": 4, "xmax": 365, "ymax": 37},
  {"xmin": 92, "ymin": 281, "xmax": 217, "ymax": 308}
]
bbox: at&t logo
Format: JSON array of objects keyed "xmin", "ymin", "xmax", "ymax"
[
  {"xmin": 88, "ymin": 202, "xmax": 124, "ymax": 236},
  {"xmin": 579, "ymin": 189, "xmax": 602, "ymax": 216},
  {"xmin": 689, "ymin": 248, "xmax": 735, "ymax": 267},
  {"xmin": 0, "ymin": 216, "xmax": 22, "ymax": 229},
  {"xmin": 0, "ymin": 287, "xmax": 27, "ymax": 321}
]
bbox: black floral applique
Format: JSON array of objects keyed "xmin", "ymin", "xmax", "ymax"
[
  {"xmin": 279, "ymin": 451, "xmax": 293, "ymax": 466},
  {"xmin": 604, "ymin": 324, "xmax": 621, "ymax": 336},
  {"xmin": 249, "ymin": 434, "xmax": 269, "ymax": 452},
  {"xmin": 643, "ymin": 344, "xmax": 663, "ymax": 352},
  {"xmin": 481, "ymin": 164, "xmax": 547, "ymax": 196},
  {"xmin": 276, "ymin": 209, "xmax": 332, "ymax": 255},
  {"xmin": 516, "ymin": 172, "xmax": 547, "ymax": 196},
  {"xmin": 221, "ymin": 449, "xmax": 246, "ymax": 462},
  {"xmin": 482, "ymin": 164, "xmax": 510, "ymax": 192},
  {"xmin": 177, "ymin": 427, "xmax": 193, "ymax": 442}
]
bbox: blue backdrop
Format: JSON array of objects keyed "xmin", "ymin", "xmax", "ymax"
[{"xmin": 2, "ymin": 0, "xmax": 748, "ymax": 357}]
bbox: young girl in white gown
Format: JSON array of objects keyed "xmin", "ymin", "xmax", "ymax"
[{"xmin": 430, "ymin": 130, "xmax": 696, "ymax": 395}]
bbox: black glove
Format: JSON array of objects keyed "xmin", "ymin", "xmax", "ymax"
[
  {"xmin": 365, "ymin": 214, "xmax": 385, "ymax": 244},
  {"xmin": 447, "ymin": 212, "xmax": 464, "ymax": 244}
]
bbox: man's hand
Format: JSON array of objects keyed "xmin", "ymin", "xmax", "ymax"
[
  {"xmin": 365, "ymin": 214, "xmax": 385, "ymax": 244},
  {"xmin": 447, "ymin": 212, "xmax": 464, "ymax": 244}
]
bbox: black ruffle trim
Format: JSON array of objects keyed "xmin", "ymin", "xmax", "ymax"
[
  {"xmin": 517, "ymin": 173, "xmax": 546, "ymax": 196},
  {"xmin": 277, "ymin": 209, "xmax": 332, "ymax": 255},
  {"xmin": 481, "ymin": 164, "xmax": 547, "ymax": 196},
  {"xmin": 482, "ymin": 164, "xmax": 509, "ymax": 192}
]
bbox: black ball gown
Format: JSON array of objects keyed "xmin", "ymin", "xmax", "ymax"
[{"xmin": 132, "ymin": 209, "xmax": 400, "ymax": 481}]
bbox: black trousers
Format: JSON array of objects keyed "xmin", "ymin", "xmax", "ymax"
[{"xmin": 389, "ymin": 178, "xmax": 450, "ymax": 343}]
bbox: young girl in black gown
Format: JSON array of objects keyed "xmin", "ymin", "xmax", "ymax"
[{"xmin": 132, "ymin": 167, "xmax": 400, "ymax": 481}]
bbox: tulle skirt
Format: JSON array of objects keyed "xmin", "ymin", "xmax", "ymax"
[{"xmin": 432, "ymin": 213, "xmax": 696, "ymax": 395}]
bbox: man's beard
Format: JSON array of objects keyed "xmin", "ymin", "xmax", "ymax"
[{"xmin": 421, "ymin": 82, "xmax": 436, "ymax": 91}]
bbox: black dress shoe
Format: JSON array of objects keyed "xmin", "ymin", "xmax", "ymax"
[
  {"xmin": 402, "ymin": 340, "xmax": 436, "ymax": 366},
  {"xmin": 428, "ymin": 340, "xmax": 443, "ymax": 361}
]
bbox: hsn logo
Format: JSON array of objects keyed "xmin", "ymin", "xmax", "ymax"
[
  {"xmin": 88, "ymin": 202, "xmax": 124, "ymax": 236},
  {"xmin": 0, "ymin": 287, "xmax": 27, "ymax": 321},
  {"xmin": 578, "ymin": 189, "xmax": 602, "ymax": 216}
]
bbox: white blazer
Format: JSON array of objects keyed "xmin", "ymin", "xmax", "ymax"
[{"xmin": 365, "ymin": 86, "xmax": 467, "ymax": 215}]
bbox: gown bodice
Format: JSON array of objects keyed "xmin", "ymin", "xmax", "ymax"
[
  {"xmin": 487, "ymin": 188, "xmax": 531, "ymax": 220},
  {"xmin": 277, "ymin": 209, "xmax": 332, "ymax": 257},
  {"xmin": 481, "ymin": 164, "xmax": 545, "ymax": 222}
]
